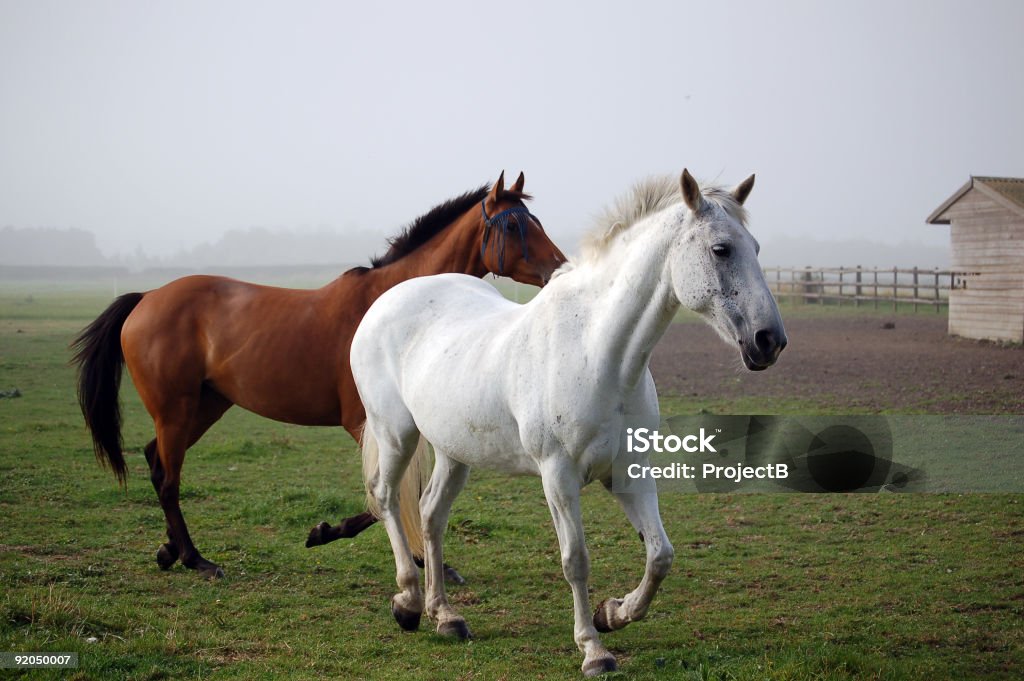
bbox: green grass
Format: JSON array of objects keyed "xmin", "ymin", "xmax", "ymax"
[
  {"xmin": 1, "ymin": 290, "xmax": 1021, "ymax": 680},
  {"xmin": 766, "ymin": 297, "xmax": 947, "ymax": 318}
]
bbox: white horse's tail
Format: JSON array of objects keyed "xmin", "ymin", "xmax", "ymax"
[{"xmin": 361, "ymin": 425, "xmax": 430, "ymax": 559}]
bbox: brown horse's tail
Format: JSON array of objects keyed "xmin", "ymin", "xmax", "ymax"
[
  {"xmin": 70, "ymin": 292, "xmax": 144, "ymax": 486},
  {"xmin": 362, "ymin": 425, "xmax": 430, "ymax": 559}
]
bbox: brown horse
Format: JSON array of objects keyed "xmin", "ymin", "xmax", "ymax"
[{"xmin": 72, "ymin": 172, "xmax": 566, "ymax": 579}]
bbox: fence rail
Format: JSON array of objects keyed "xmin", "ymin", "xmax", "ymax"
[{"xmin": 764, "ymin": 266, "xmax": 952, "ymax": 312}]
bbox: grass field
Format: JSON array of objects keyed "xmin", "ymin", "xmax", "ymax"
[{"xmin": 1, "ymin": 290, "xmax": 1021, "ymax": 680}]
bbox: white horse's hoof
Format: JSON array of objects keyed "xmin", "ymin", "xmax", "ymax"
[
  {"xmin": 582, "ymin": 655, "xmax": 617, "ymax": 676},
  {"xmin": 437, "ymin": 618, "xmax": 472, "ymax": 640},
  {"xmin": 593, "ymin": 598, "xmax": 625, "ymax": 633},
  {"xmin": 391, "ymin": 596, "xmax": 422, "ymax": 631}
]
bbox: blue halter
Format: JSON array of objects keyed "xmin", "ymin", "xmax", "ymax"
[{"xmin": 481, "ymin": 199, "xmax": 535, "ymax": 275}]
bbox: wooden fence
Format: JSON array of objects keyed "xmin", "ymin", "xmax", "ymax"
[{"xmin": 764, "ymin": 266, "xmax": 952, "ymax": 312}]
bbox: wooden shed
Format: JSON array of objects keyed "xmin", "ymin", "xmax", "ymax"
[{"xmin": 927, "ymin": 176, "xmax": 1024, "ymax": 342}]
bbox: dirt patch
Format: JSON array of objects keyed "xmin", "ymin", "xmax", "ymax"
[{"xmin": 650, "ymin": 315, "xmax": 1024, "ymax": 414}]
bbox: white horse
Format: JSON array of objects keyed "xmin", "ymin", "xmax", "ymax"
[{"xmin": 351, "ymin": 169, "xmax": 786, "ymax": 676}]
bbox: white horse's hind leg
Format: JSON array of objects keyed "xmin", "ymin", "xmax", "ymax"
[
  {"xmin": 367, "ymin": 419, "xmax": 425, "ymax": 631},
  {"xmin": 420, "ymin": 450, "xmax": 471, "ymax": 639},
  {"xmin": 540, "ymin": 460, "xmax": 618, "ymax": 677},
  {"xmin": 594, "ymin": 477, "xmax": 674, "ymax": 633}
]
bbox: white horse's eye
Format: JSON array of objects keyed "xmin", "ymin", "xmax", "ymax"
[{"xmin": 711, "ymin": 244, "xmax": 731, "ymax": 258}]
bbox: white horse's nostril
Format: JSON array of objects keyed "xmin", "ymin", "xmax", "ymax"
[{"xmin": 754, "ymin": 328, "xmax": 776, "ymax": 355}]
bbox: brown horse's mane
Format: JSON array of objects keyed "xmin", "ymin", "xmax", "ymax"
[{"xmin": 350, "ymin": 183, "xmax": 532, "ymax": 272}]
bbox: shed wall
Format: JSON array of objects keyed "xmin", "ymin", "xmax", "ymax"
[{"xmin": 944, "ymin": 189, "xmax": 1024, "ymax": 342}]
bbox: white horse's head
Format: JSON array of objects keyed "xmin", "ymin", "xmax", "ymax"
[{"xmin": 668, "ymin": 169, "xmax": 787, "ymax": 370}]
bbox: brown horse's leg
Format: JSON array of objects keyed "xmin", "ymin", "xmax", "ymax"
[
  {"xmin": 305, "ymin": 512, "xmax": 377, "ymax": 547},
  {"xmin": 144, "ymin": 439, "xmax": 179, "ymax": 569},
  {"xmin": 306, "ymin": 418, "xmax": 381, "ymax": 548},
  {"xmin": 305, "ymin": 516, "xmax": 463, "ymax": 582},
  {"xmin": 305, "ymin": 514, "xmax": 484, "ymax": 580},
  {"xmin": 305, "ymin": 422, "xmax": 467, "ymax": 585},
  {"xmin": 151, "ymin": 389, "xmax": 232, "ymax": 579}
]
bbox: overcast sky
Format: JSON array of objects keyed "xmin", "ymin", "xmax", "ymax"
[{"xmin": 1, "ymin": 0, "xmax": 1022, "ymax": 262}]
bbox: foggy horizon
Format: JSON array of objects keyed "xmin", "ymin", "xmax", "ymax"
[
  {"xmin": 2, "ymin": 1, "xmax": 1021, "ymax": 267},
  {"xmin": 0, "ymin": 222, "xmax": 953, "ymax": 272}
]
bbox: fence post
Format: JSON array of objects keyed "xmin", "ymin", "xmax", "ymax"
[
  {"xmin": 855, "ymin": 266, "xmax": 862, "ymax": 307},
  {"xmin": 913, "ymin": 266, "xmax": 919, "ymax": 313},
  {"xmin": 802, "ymin": 267, "xmax": 814, "ymax": 304},
  {"xmin": 892, "ymin": 266, "xmax": 898, "ymax": 312},
  {"xmin": 838, "ymin": 267, "xmax": 844, "ymax": 306},
  {"xmin": 934, "ymin": 268, "xmax": 940, "ymax": 313},
  {"xmin": 873, "ymin": 268, "xmax": 878, "ymax": 310}
]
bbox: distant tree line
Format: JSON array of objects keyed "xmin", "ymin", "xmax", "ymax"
[
  {"xmin": 0, "ymin": 225, "xmax": 389, "ymax": 269},
  {"xmin": 0, "ymin": 226, "xmax": 109, "ymax": 266}
]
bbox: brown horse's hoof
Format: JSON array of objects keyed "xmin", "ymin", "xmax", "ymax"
[
  {"xmin": 444, "ymin": 564, "xmax": 467, "ymax": 585},
  {"xmin": 186, "ymin": 558, "xmax": 225, "ymax": 580},
  {"xmin": 391, "ymin": 597, "xmax": 422, "ymax": 632},
  {"xmin": 198, "ymin": 564, "xmax": 225, "ymax": 580},
  {"xmin": 582, "ymin": 655, "xmax": 618, "ymax": 677},
  {"xmin": 306, "ymin": 521, "xmax": 331, "ymax": 548},
  {"xmin": 156, "ymin": 543, "xmax": 178, "ymax": 570},
  {"xmin": 437, "ymin": 618, "xmax": 472, "ymax": 640}
]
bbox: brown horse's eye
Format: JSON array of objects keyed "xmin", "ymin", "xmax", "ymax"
[{"xmin": 711, "ymin": 244, "xmax": 731, "ymax": 258}]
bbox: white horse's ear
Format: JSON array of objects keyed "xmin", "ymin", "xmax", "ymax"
[
  {"xmin": 511, "ymin": 171, "xmax": 525, "ymax": 193},
  {"xmin": 732, "ymin": 174, "xmax": 755, "ymax": 205},
  {"xmin": 680, "ymin": 169, "xmax": 705, "ymax": 213},
  {"xmin": 489, "ymin": 171, "xmax": 506, "ymax": 204}
]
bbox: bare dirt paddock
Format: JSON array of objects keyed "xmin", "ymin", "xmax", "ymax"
[{"xmin": 651, "ymin": 313, "xmax": 1024, "ymax": 414}]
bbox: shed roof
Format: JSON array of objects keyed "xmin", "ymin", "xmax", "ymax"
[{"xmin": 927, "ymin": 176, "xmax": 1024, "ymax": 225}]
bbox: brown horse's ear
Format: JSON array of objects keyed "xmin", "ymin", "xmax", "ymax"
[
  {"xmin": 732, "ymin": 174, "xmax": 755, "ymax": 205},
  {"xmin": 511, "ymin": 171, "xmax": 525, "ymax": 194},
  {"xmin": 489, "ymin": 171, "xmax": 506, "ymax": 205},
  {"xmin": 680, "ymin": 168, "xmax": 705, "ymax": 213}
]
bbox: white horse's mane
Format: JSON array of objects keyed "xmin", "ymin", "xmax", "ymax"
[{"xmin": 572, "ymin": 174, "xmax": 748, "ymax": 267}]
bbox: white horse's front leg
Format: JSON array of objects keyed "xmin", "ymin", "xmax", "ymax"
[
  {"xmin": 420, "ymin": 450, "xmax": 471, "ymax": 639},
  {"xmin": 540, "ymin": 461, "xmax": 617, "ymax": 677},
  {"xmin": 369, "ymin": 425, "xmax": 425, "ymax": 631},
  {"xmin": 595, "ymin": 475, "xmax": 674, "ymax": 632}
]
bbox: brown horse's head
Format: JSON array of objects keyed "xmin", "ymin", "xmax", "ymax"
[{"xmin": 480, "ymin": 171, "xmax": 566, "ymax": 287}]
